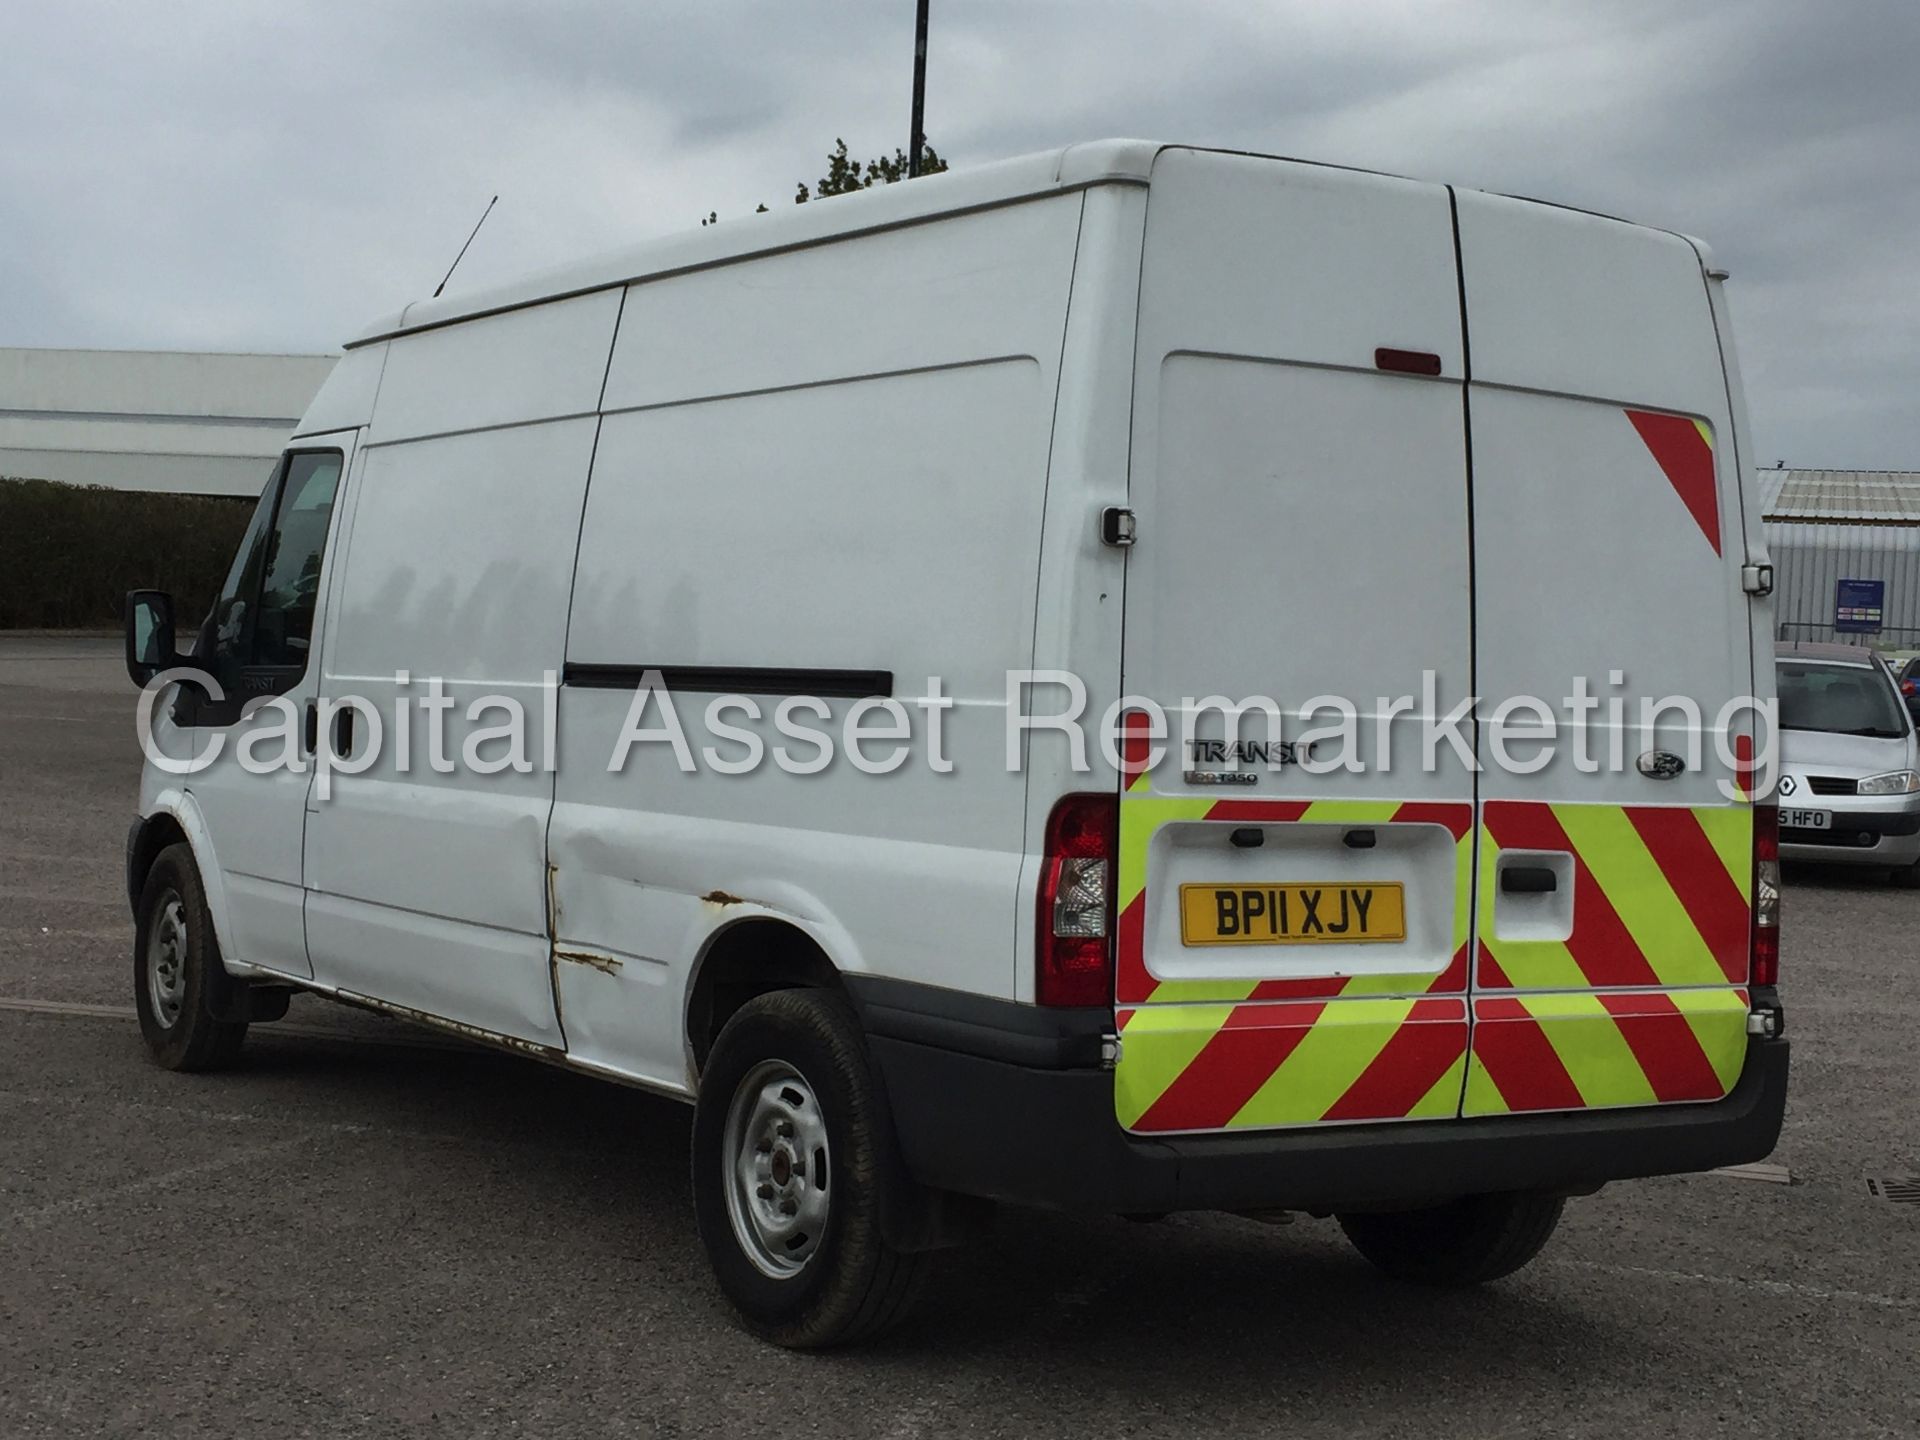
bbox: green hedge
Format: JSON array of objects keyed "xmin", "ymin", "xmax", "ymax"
[{"xmin": 0, "ymin": 477, "xmax": 254, "ymax": 630}]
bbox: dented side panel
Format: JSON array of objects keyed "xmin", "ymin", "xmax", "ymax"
[{"xmin": 543, "ymin": 815, "xmax": 873, "ymax": 1094}]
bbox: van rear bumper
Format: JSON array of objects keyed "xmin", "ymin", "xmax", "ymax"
[{"xmin": 847, "ymin": 978, "xmax": 1790, "ymax": 1215}]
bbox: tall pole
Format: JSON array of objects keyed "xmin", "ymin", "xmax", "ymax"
[{"xmin": 908, "ymin": 0, "xmax": 929, "ymax": 177}]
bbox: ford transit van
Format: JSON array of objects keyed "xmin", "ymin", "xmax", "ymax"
[{"xmin": 121, "ymin": 141, "xmax": 1788, "ymax": 1347}]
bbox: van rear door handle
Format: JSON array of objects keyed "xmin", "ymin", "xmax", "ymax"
[{"xmin": 1501, "ymin": 866, "xmax": 1558, "ymax": 894}]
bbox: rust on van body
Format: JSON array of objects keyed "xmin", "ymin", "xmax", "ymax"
[{"xmin": 553, "ymin": 948, "xmax": 623, "ymax": 976}]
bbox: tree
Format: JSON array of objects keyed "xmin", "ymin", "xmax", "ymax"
[
  {"xmin": 793, "ymin": 137, "xmax": 947, "ymax": 203},
  {"xmin": 702, "ymin": 138, "xmax": 949, "ymax": 225}
]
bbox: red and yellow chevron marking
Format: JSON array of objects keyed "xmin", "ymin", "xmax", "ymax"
[
  {"xmin": 1114, "ymin": 790, "xmax": 1475, "ymax": 1133},
  {"xmin": 1626, "ymin": 408, "xmax": 1720, "ymax": 556},
  {"xmin": 1117, "ymin": 996, "xmax": 1468, "ymax": 1132},
  {"xmin": 1463, "ymin": 988, "xmax": 1749, "ymax": 1115},
  {"xmin": 1733, "ymin": 731, "xmax": 1758, "ymax": 804},
  {"xmin": 1113, "ymin": 788, "xmax": 1755, "ymax": 1132},
  {"xmin": 1478, "ymin": 801, "xmax": 1751, "ymax": 991},
  {"xmin": 1116, "ymin": 792, "xmax": 1473, "ymax": 1007}
]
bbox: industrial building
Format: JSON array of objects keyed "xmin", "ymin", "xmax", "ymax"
[
  {"xmin": 1762, "ymin": 468, "xmax": 1920, "ymax": 648},
  {"xmin": 0, "ymin": 347, "xmax": 335, "ymax": 498}
]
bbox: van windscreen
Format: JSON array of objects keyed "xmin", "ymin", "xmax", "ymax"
[{"xmin": 1776, "ymin": 661, "xmax": 1907, "ymax": 738}]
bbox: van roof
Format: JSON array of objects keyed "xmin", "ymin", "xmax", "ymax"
[
  {"xmin": 346, "ymin": 140, "xmax": 1159, "ymax": 349},
  {"xmin": 346, "ymin": 139, "xmax": 1696, "ymax": 350}
]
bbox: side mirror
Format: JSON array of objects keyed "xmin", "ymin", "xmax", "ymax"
[{"xmin": 123, "ymin": 589, "xmax": 181, "ymax": 687}]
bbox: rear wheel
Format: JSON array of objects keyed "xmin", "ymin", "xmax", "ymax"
[
  {"xmin": 1338, "ymin": 1192, "xmax": 1564, "ymax": 1286},
  {"xmin": 132, "ymin": 843, "xmax": 248, "ymax": 1071},
  {"xmin": 691, "ymin": 989, "xmax": 929, "ymax": 1348}
]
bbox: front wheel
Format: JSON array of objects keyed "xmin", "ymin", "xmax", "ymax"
[
  {"xmin": 691, "ymin": 989, "xmax": 929, "ymax": 1348},
  {"xmin": 1338, "ymin": 1192, "xmax": 1564, "ymax": 1286},
  {"xmin": 132, "ymin": 843, "xmax": 248, "ymax": 1071}
]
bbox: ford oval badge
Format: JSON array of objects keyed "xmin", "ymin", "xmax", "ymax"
[{"xmin": 1636, "ymin": 750, "xmax": 1686, "ymax": 780}]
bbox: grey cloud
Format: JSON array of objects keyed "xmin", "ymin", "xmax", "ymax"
[{"xmin": 2, "ymin": 0, "xmax": 1914, "ymax": 467}]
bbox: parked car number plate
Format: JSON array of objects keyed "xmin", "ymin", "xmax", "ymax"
[
  {"xmin": 1780, "ymin": 808, "xmax": 1831, "ymax": 830},
  {"xmin": 1179, "ymin": 882, "xmax": 1405, "ymax": 946}
]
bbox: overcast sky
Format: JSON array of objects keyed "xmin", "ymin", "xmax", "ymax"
[{"xmin": 3, "ymin": 0, "xmax": 1915, "ymax": 467}]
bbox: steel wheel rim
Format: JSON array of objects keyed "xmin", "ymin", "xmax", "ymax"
[
  {"xmin": 722, "ymin": 1059, "xmax": 831, "ymax": 1278},
  {"xmin": 146, "ymin": 889, "xmax": 189, "ymax": 1029}
]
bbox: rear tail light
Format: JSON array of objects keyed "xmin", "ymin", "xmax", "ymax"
[
  {"xmin": 1036, "ymin": 794, "xmax": 1118, "ymax": 1007},
  {"xmin": 1752, "ymin": 802, "xmax": 1779, "ymax": 987}
]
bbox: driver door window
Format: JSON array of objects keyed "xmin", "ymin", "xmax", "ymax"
[{"xmin": 195, "ymin": 449, "xmax": 344, "ymax": 714}]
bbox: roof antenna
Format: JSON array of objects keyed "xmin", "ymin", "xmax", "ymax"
[{"xmin": 432, "ymin": 194, "xmax": 498, "ymax": 299}]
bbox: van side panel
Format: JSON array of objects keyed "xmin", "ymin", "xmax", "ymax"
[
  {"xmin": 549, "ymin": 196, "xmax": 1084, "ymax": 1089},
  {"xmin": 1454, "ymin": 193, "xmax": 1756, "ymax": 1116},
  {"xmin": 302, "ymin": 291, "xmax": 622, "ymax": 1045},
  {"xmin": 1114, "ymin": 150, "xmax": 1478, "ymax": 1135}
]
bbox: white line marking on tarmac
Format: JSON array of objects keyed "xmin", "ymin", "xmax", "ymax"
[
  {"xmin": 0, "ymin": 1000, "xmax": 634, "ymax": 1158},
  {"xmin": 0, "ymin": 995, "xmax": 465, "ymax": 1051},
  {"xmin": 0, "ymin": 710, "xmax": 123, "ymax": 721},
  {"xmin": 6, "ymin": 1142, "xmax": 299, "ymax": 1231},
  {"xmin": 1, "ymin": 1082, "xmax": 633, "ymax": 1164},
  {"xmin": 0, "ymin": 997, "xmax": 132, "ymax": 1020},
  {"xmin": 1712, "ymin": 1161, "xmax": 1794, "ymax": 1184},
  {"xmin": 0, "ymin": 1089, "xmax": 276, "ymax": 1126},
  {"xmin": 1551, "ymin": 1259, "xmax": 1914, "ymax": 1310}
]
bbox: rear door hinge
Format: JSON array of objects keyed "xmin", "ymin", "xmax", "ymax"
[
  {"xmin": 1742, "ymin": 562, "xmax": 1774, "ymax": 597},
  {"xmin": 1100, "ymin": 506, "xmax": 1137, "ymax": 548}
]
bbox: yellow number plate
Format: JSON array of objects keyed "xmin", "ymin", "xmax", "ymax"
[{"xmin": 1178, "ymin": 883, "xmax": 1406, "ymax": 946}]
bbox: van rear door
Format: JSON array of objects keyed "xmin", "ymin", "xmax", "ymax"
[
  {"xmin": 1453, "ymin": 193, "xmax": 1755, "ymax": 1117},
  {"xmin": 1112, "ymin": 149, "xmax": 1478, "ymax": 1135}
]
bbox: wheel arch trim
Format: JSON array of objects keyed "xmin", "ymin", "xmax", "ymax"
[
  {"xmin": 682, "ymin": 909, "xmax": 860, "ymax": 1087},
  {"xmin": 131, "ymin": 792, "xmax": 240, "ymax": 968}
]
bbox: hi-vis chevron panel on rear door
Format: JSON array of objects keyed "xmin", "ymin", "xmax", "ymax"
[
  {"xmin": 1118, "ymin": 997, "xmax": 1467, "ymax": 1133},
  {"xmin": 1116, "ymin": 792, "xmax": 1475, "ymax": 1007},
  {"xmin": 1113, "ymin": 794, "xmax": 1755, "ymax": 1132},
  {"xmin": 1478, "ymin": 801, "xmax": 1751, "ymax": 992},
  {"xmin": 1114, "ymin": 793, "xmax": 1474, "ymax": 1133},
  {"xmin": 1464, "ymin": 988, "xmax": 1750, "ymax": 1116},
  {"xmin": 1466, "ymin": 800, "xmax": 1753, "ymax": 1115}
]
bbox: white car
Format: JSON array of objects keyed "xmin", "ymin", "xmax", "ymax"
[{"xmin": 1775, "ymin": 642, "xmax": 1920, "ymax": 883}]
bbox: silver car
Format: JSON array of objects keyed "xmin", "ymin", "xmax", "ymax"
[{"xmin": 1775, "ymin": 641, "xmax": 1920, "ymax": 883}]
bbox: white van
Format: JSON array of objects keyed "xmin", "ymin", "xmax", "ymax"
[{"xmin": 122, "ymin": 141, "xmax": 1788, "ymax": 1348}]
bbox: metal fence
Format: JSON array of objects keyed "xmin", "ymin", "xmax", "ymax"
[{"xmin": 1776, "ymin": 622, "xmax": 1920, "ymax": 650}]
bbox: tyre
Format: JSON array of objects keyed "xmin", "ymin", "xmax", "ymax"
[
  {"xmin": 132, "ymin": 842, "xmax": 248, "ymax": 1071},
  {"xmin": 1338, "ymin": 1192, "xmax": 1564, "ymax": 1286},
  {"xmin": 1889, "ymin": 860, "xmax": 1920, "ymax": 889},
  {"xmin": 691, "ymin": 988, "xmax": 929, "ymax": 1347}
]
